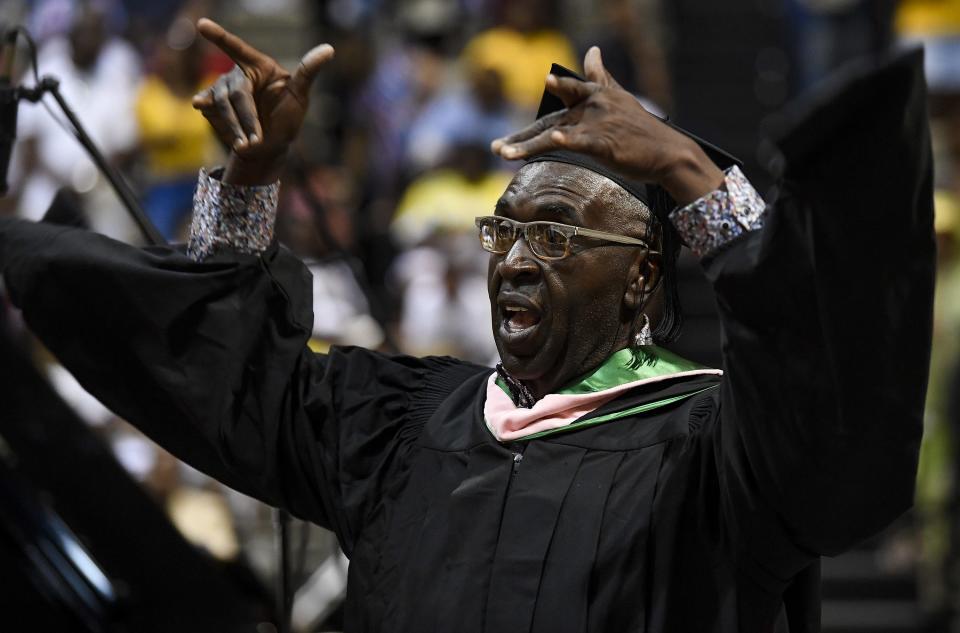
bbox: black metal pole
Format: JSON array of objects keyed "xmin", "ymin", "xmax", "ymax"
[
  {"xmin": 275, "ymin": 508, "xmax": 292, "ymax": 633},
  {"xmin": 41, "ymin": 77, "xmax": 165, "ymax": 247}
]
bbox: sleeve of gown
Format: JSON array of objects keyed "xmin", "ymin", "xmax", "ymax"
[
  {"xmin": 0, "ymin": 172, "xmax": 485, "ymax": 555},
  {"xmin": 676, "ymin": 50, "xmax": 935, "ymax": 584}
]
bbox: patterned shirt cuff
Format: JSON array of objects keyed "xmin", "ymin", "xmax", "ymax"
[
  {"xmin": 186, "ymin": 167, "xmax": 280, "ymax": 262},
  {"xmin": 668, "ymin": 165, "xmax": 766, "ymax": 259}
]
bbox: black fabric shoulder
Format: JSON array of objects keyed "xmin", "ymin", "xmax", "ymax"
[
  {"xmin": 417, "ymin": 371, "xmax": 496, "ymax": 451},
  {"xmin": 407, "ymin": 356, "xmax": 492, "ymax": 429},
  {"xmin": 687, "ymin": 390, "xmax": 720, "ymax": 434},
  {"xmin": 314, "ymin": 347, "xmax": 489, "ymax": 446}
]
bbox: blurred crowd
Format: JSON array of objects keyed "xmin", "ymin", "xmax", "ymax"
[{"xmin": 3, "ymin": 0, "xmax": 960, "ymax": 630}]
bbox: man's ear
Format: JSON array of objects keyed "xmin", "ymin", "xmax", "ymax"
[{"xmin": 623, "ymin": 251, "xmax": 661, "ymax": 311}]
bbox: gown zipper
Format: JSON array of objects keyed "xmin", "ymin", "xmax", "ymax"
[
  {"xmin": 509, "ymin": 441, "xmax": 527, "ymax": 478},
  {"xmin": 512, "ymin": 451, "xmax": 523, "ymax": 475}
]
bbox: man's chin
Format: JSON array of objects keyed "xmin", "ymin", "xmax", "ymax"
[
  {"xmin": 496, "ymin": 321, "xmax": 541, "ymax": 354},
  {"xmin": 495, "ymin": 343, "xmax": 554, "ymax": 383},
  {"xmin": 497, "ymin": 352, "xmax": 526, "ymax": 374}
]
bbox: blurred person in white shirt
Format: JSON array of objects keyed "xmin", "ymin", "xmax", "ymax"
[{"xmin": 10, "ymin": 1, "xmax": 141, "ymax": 240}]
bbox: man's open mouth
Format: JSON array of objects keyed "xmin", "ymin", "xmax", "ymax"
[
  {"xmin": 497, "ymin": 294, "xmax": 545, "ymax": 352},
  {"xmin": 503, "ymin": 304, "xmax": 542, "ymax": 333}
]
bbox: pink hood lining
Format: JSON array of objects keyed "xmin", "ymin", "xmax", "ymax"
[{"xmin": 483, "ymin": 368, "xmax": 723, "ymax": 442}]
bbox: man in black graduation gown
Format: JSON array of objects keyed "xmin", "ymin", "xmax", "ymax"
[{"xmin": 0, "ymin": 19, "xmax": 935, "ymax": 633}]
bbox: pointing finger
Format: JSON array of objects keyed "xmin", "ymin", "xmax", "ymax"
[
  {"xmin": 288, "ymin": 43, "xmax": 335, "ymax": 102},
  {"xmin": 196, "ymin": 18, "xmax": 268, "ymax": 70}
]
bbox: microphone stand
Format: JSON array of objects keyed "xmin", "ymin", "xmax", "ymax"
[
  {"xmin": 10, "ymin": 76, "xmax": 166, "ymax": 246},
  {"xmin": 275, "ymin": 508, "xmax": 293, "ymax": 633}
]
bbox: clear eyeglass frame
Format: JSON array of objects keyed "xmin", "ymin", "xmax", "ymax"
[{"xmin": 475, "ymin": 215, "xmax": 658, "ymax": 261}]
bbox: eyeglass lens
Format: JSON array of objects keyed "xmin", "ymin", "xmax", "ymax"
[{"xmin": 479, "ymin": 219, "xmax": 570, "ymax": 259}]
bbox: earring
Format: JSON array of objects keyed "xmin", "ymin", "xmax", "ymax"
[{"xmin": 634, "ymin": 313, "xmax": 653, "ymax": 347}]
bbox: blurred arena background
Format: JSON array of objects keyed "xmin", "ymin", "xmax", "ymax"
[{"xmin": 1, "ymin": 0, "xmax": 959, "ymax": 630}]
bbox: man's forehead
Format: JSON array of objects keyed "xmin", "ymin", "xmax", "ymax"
[
  {"xmin": 505, "ymin": 161, "xmax": 614, "ymax": 202},
  {"xmin": 497, "ymin": 161, "xmax": 650, "ymax": 234}
]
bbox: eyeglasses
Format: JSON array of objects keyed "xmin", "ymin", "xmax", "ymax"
[{"xmin": 475, "ymin": 216, "xmax": 657, "ymax": 261}]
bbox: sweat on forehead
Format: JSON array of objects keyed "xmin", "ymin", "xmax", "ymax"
[{"xmin": 508, "ymin": 161, "xmax": 652, "ymax": 231}]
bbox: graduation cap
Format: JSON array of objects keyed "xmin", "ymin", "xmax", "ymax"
[{"xmin": 524, "ymin": 63, "xmax": 742, "ymax": 344}]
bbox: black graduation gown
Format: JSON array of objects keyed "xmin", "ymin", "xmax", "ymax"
[{"xmin": 0, "ymin": 50, "xmax": 934, "ymax": 632}]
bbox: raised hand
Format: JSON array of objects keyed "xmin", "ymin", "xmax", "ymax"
[
  {"xmin": 491, "ymin": 47, "xmax": 723, "ymax": 205},
  {"xmin": 191, "ymin": 18, "xmax": 334, "ymax": 185}
]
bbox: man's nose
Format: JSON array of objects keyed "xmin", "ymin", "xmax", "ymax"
[{"xmin": 497, "ymin": 237, "xmax": 540, "ymax": 281}]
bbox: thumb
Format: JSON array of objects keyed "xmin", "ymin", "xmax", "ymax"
[
  {"xmin": 289, "ymin": 43, "xmax": 335, "ymax": 101},
  {"xmin": 583, "ymin": 46, "xmax": 619, "ymax": 89}
]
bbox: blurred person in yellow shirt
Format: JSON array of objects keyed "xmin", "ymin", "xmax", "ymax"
[
  {"xmin": 11, "ymin": 2, "xmax": 141, "ymax": 236},
  {"xmin": 392, "ymin": 143, "xmax": 513, "ymax": 247},
  {"xmin": 896, "ymin": 0, "xmax": 960, "ymax": 258},
  {"xmin": 461, "ymin": 0, "xmax": 577, "ymax": 111},
  {"xmin": 135, "ymin": 17, "xmax": 218, "ymax": 240},
  {"xmin": 390, "ymin": 142, "xmax": 510, "ymax": 362},
  {"xmin": 898, "ymin": 0, "xmax": 960, "ymax": 38},
  {"xmin": 898, "ymin": 0, "xmax": 960, "ymax": 93}
]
